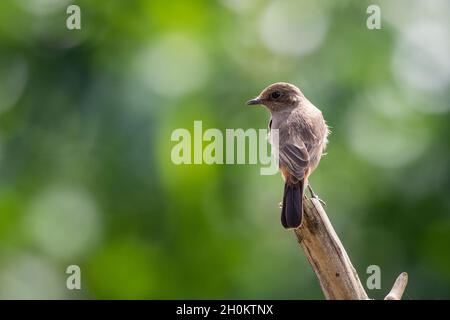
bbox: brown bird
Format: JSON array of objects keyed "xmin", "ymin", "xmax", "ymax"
[{"xmin": 247, "ymin": 82, "xmax": 329, "ymax": 229}]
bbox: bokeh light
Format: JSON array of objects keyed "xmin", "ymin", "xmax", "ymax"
[
  {"xmin": 0, "ymin": 252, "xmax": 67, "ymax": 299},
  {"xmin": 259, "ymin": 0, "xmax": 328, "ymax": 56},
  {"xmin": 133, "ymin": 33, "xmax": 210, "ymax": 97},
  {"xmin": 24, "ymin": 185, "xmax": 102, "ymax": 261},
  {"xmin": 392, "ymin": 22, "xmax": 450, "ymax": 92},
  {"xmin": 346, "ymin": 88, "xmax": 431, "ymax": 168}
]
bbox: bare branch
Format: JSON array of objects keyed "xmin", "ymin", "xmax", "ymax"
[
  {"xmin": 294, "ymin": 197, "xmax": 408, "ymax": 300},
  {"xmin": 385, "ymin": 272, "xmax": 408, "ymax": 300}
]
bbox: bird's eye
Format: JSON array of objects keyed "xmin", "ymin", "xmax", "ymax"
[{"xmin": 271, "ymin": 91, "xmax": 281, "ymax": 99}]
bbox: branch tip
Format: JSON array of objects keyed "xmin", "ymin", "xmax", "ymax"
[{"xmin": 384, "ymin": 272, "xmax": 408, "ymax": 300}]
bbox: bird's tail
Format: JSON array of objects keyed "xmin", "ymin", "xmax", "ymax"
[{"xmin": 281, "ymin": 180, "xmax": 304, "ymax": 229}]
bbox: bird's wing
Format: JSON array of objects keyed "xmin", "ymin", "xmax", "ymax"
[
  {"xmin": 289, "ymin": 105, "xmax": 327, "ymax": 155},
  {"xmin": 279, "ymin": 139, "xmax": 310, "ymax": 182}
]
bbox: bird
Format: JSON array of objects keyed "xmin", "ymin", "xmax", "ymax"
[{"xmin": 247, "ymin": 82, "xmax": 329, "ymax": 229}]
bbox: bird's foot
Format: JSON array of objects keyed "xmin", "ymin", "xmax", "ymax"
[
  {"xmin": 307, "ymin": 184, "xmax": 326, "ymax": 207},
  {"xmin": 312, "ymin": 195, "xmax": 327, "ymax": 207},
  {"xmin": 278, "ymin": 201, "xmax": 283, "ymax": 209}
]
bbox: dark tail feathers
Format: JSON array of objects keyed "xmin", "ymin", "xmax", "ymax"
[{"xmin": 281, "ymin": 181, "xmax": 304, "ymax": 229}]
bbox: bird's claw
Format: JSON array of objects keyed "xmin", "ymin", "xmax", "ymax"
[
  {"xmin": 307, "ymin": 184, "xmax": 326, "ymax": 206},
  {"xmin": 311, "ymin": 195, "xmax": 327, "ymax": 207}
]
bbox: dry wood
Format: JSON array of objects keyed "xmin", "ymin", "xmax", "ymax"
[
  {"xmin": 385, "ymin": 272, "xmax": 408, "ymax": 300},
  {"xmin": 294, "ymin": 197, "xmax": 407, "ymax": 300}
]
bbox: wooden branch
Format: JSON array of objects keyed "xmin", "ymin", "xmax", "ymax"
[
  {"xmin": 385, "ymin": 272, "xmax": 408, "ymax": 300},
  {"xmin": 294, "ymin": 197, "xmax": 408, "ymax": 300}
]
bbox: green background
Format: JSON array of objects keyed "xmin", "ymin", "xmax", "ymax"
[{"xmin": 0, "ymin": 0, "xmax": 449, "ymax": 299}]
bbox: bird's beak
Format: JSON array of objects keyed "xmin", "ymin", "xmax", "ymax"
[{"xmin": 246, "ymin": 97, "xmax": 261, "ymax": 106}]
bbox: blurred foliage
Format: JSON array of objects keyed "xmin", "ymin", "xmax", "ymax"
[{"xmin": 0, "ymin": 0, "xmax": 449, "ymax": 299}]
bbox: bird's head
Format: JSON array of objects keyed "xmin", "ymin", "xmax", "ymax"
[{"xmin": 247, "ymin": 82, "xmax": 303, "ymax": 112}]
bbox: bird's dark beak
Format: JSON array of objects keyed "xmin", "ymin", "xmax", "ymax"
[{"xmin": 246, "ymin": 97, "xmax": 261, "ymax": 106}]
